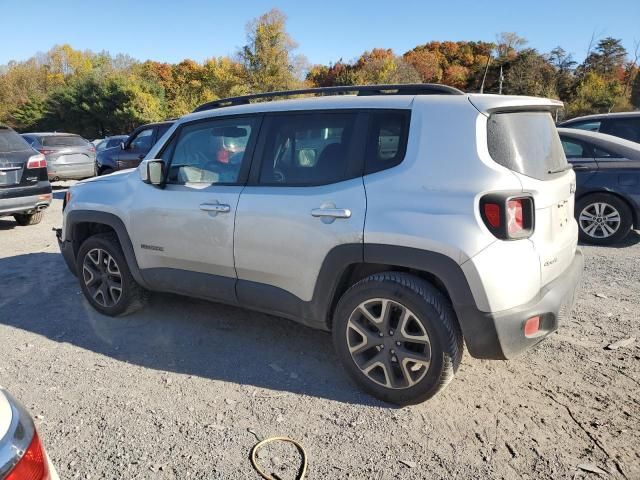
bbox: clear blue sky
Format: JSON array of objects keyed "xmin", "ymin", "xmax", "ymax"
[{"xmin": 1, "ymin": 0, "xmax": 638, "ymax": 66}]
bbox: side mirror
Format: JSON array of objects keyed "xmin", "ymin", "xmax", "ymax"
[
  {"xmin": 146, "ymin": 160, "xmax": 164, "ymax": 186},
  {"xmin": 120, "ymin": 141, "xmax": 127, "ymax": 150}
]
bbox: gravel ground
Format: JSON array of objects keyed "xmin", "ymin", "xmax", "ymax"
[{"xmin": 1, "ymin": 182, "xmax": 638, "ymax": 479}]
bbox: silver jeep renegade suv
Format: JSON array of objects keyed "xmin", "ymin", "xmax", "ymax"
[{"xmin": 57, "ymin": 84, "xmax": 584, "ymax": 405}]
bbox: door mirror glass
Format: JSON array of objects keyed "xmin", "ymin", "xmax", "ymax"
[
  {"xmin": 147, "ymin": 160, "xmax": 164, "ymax": 185},
  {"xmin": 120, "ymin": 141, "xmax": 126, "ymax": 150}
]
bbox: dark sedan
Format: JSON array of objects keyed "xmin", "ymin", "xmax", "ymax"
[{"xmin": 558, "ymin": 128, "xmax": 640, "ymax": 245}]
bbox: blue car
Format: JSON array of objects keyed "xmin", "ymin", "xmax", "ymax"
[{"xmin": 558, "ymin": 127, "xmax": 640, "ymax": 245}]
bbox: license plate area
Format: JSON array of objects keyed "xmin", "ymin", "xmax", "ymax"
[
  {"xmin": 555, "ymin": 200, "xmax": 569, "ymax": 230},
  {"xmin": 0, "ymin": 166, "xmax": 22, "ymax": 186}
]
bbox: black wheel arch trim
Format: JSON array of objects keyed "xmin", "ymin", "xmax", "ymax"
[{"xmin": 63, "ymin": 210, "xmax": 149, "ymax": 289}]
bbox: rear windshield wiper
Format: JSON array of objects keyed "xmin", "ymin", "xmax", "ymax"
[{"xmin": 548, "ymin": 165, "xmax": 572, "ymax": 174}]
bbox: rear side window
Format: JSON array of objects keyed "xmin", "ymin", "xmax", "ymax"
[
  {"xmin": 258, "ymin": 113, "xmax": 359, "ymax": 186},
  {"xmin": 0, "ymin": 128, "xmax": 31, "ymax": 153},
  {"xmin": 40, "ymin": 135, "xmax": 88, "ymax": 147},
  {"xmin": 600, "ymin": 118, "xmax": 640, "ymax": 143},
  {"xmin": 560, "ymin": 138, "xmax": 588, "ymax": 159},
  {"xmin": 365, "ymin": 111, "xmax": 410, "ymax": 174},
  {"xmin": 488, "ymin": 112, "xmax": 568, "ymax": 180}
]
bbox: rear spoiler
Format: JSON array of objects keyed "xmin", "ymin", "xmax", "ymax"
[{"xmin": 467, "ymin": 94, "xmax": 563, "ymax": 116}]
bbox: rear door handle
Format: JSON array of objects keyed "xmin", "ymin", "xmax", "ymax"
[
  {"xmin": 311, "ymin": 208, "xmax": 351, "ymax": 219},
  {"xmin": 199, "ymin": 203, "xmax": 231, "ymax": 213}
]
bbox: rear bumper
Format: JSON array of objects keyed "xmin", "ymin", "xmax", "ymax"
[
  {"xmin": 458, "ymin": 249, "xmax": 584, "ymax": 359},
  {"xmin": 48, "ymin": 162, "xmax": 95, "ymax": 180},
  {"xmin": 0, "ymin": 192, "xmax": 52, "ymax": 216}
]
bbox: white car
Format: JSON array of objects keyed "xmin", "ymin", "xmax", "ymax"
[
  {"xmin": 0, "ymin": 387, "xmax": 59, "ymax": 479},
  {"xmin": 57, "ymin": 84, "xmax": 584, "ymax": 405}
]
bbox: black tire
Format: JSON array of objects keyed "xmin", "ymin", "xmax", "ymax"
[
  {"xmin": 100, "ymin": 167, "xmax": 114, "ymax": 176},
  {"xmin": 332, "ymin": 272, "xmax": 463, "ymax": 405},
  {"xmin": 13, "ymin": 211, "xmax": 44, "ymax": 226},
  {"xmin": 76, "ymin": 232, "xmax": 148, "ymax": 316},
  {"xmin": 576, "ymin": 193, "xmax": 632, "ymax": 245}
]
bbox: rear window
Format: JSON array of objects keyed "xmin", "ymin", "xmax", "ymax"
[
  {"xmin": 488, "ymin": 111, "xmax": 568, "ymax": 180},
  {"xmin": 0, "ymin": 128, "xmax": 31, "ymax": 153},
  {"xmin": 40, "ymin": 135, "xmax": 88, "ymax": 147}
]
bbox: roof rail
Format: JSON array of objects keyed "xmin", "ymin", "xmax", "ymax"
[{"xmin": 193, "ymin": 83, "xmax": 464, "ymax": 113}]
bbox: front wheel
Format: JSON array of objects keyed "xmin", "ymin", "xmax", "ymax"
[
  {"xmin": 76, "ymin": 232, "xmax": 148, "ymax": 316},
  {"xmin": 332, "ymin": 272, "xmax": 463, "ymax": 405},
  {"xmin": 576, "ymin": 193, "xmax": 632, "ymax": 245}
]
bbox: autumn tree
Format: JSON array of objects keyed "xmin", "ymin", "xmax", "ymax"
[{"xmin": 238, "ymin": 9, "xmax": 304, "ymax": 92}]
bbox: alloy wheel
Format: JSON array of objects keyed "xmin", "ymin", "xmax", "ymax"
[
  {"xmin": 346, "ymin": 298, "xmax": 431, "ymax": 389},
  {"xmin": 579, "ymin": 202, "xmax": 621, "ymax": 239},
  {"xmin": 82, "ymin": 248, "xmax": 123, "ymax": 307}
]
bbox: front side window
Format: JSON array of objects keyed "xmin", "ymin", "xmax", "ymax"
[
  {"xmin": 488, "ymin": 111, "xmax": 568, "ymax": 180},
  {"xmin": 130, "ymin": 128, "xmax": 154, "ymax": 151},
  {"xmin": 259, "ymin": 113, "xmax": 358, "ymax": 186},
  {"xmin": 166, "ymin": 117, "xmax": 257, "ymax": 185}
]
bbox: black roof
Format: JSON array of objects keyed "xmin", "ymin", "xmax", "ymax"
[{"xmin": 193, "ymin": 84, "xmax": 464, "ymax": 113}]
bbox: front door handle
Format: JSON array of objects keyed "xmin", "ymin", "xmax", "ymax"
[
  {"xmin": 199, "ymin": 203, "xmax": 231, "ymax": 213},
  {"xmin": 311, "ymin": 208, "xmax": 351, "ymax": 219}
]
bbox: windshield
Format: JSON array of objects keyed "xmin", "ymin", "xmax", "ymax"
[
  {"xmin": 40, "ymin": 135, "xmax": 88, "ymax": 147},
  {"xmin": 487, "ymin": 111, "xmax": 568, "ymax": 180}
]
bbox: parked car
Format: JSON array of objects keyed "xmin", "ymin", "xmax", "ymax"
[
  {"xmin": 95, "ymin": 121, "xmax": 173, "ymax": 175},
  {"xmin": 559, "ymin": 111, "xmax": 640, "ymax": 144},
  {"xmin": 57, "ymin": 85, "xmax": 583, "ymax": 405},
  {"xmin": 0, "ymin": 386, "xmax": 59, "ymax": 479},
  {"xmin": 21, "ymin": 133, "xmax": 96, "ymax": 181},
  {"xmin": 0, "ymin": 126, "xmax": 51, "ymax": 225},
  {"xmin": 558, "ymin": 127, "xmax": 640, "ymax": 245},
  {"xmin": 95, "ymin": 135, "xmax": 128, "ymax": 153}
]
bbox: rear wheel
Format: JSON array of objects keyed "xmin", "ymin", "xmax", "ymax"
[
  {"xmin": 332, "ymin": 272, "xmax": 463, "ymax": 405},
  {"xmin": 13, "ymin": 211, "xmax": 44, "ymax": 226},
  {"xmin": 576, "ymin": 193, "xmax": 632, "ymax": 245},
  {"xmin": 77, "ymin": 232, "xmax": 148, "ymax": 316}
]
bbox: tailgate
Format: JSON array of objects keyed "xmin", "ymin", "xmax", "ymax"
[
  {"xmin": 485, "ymin": 109, "xmax": 578, "ymax": 287},
  {"xmin": 518, "ymin": 169, "xmax": 578, "ymax": 285}
]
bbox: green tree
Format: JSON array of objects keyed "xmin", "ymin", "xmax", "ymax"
[
  {"xmin": 584, "ymin": 37, "xmax": 627, "ymax": 76},
  {"xmin": 631, "ymin": 70, "xmax": 640, "ymax": 108},
  {"xmin": 238, "ymin": 9, "xmax": 304, "ymax": 92}
]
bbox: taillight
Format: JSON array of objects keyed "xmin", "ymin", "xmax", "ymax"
[
  {"xmin": 507, "ymin": 199, "xmax": 524, "ymax": 235},
  {"xmin": 26, "ymin": 154, "xmax": 47, "ymax": 169},
  {"xmin": 483, "ymin": 203, "xmax": 501, "ymax": 228},
  {"xmin": 480, "ymin": 194, "xmax": 534, "ymax": 240},
  {"xmin": 5, "ymin": 431, "xmax": 51, "ymax": 480}
]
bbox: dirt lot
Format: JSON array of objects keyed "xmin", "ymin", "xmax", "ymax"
[{"xmin": 0, "ymin": 182, "xmax": 638, "ymax": 479}]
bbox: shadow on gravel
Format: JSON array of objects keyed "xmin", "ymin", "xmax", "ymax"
[
  {"xmin": 0, "ymin": 218, "xmax": 17, "ymax": 230},
  {"xmin": 579, "ymin": 229, "xmax": 640, "ymax": 249},
  {"xmin": 0, "ymin": 252, "xmax": 383, "ymax": 407}
]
